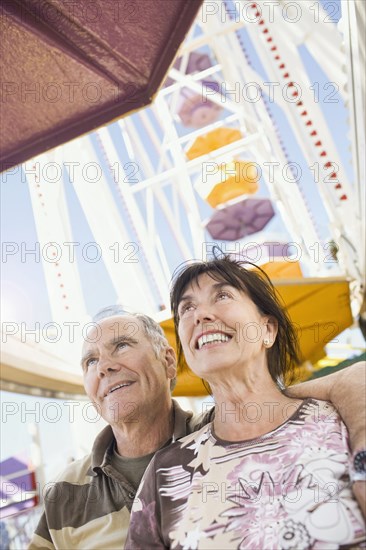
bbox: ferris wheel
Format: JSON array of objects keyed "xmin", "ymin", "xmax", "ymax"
[{"xmin": 24, "ymin": 0, "xmax": 365, "ymax": 318}]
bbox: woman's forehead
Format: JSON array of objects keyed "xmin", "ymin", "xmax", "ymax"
[{"xmin": 180, "ymin": 272, "xmax": 238, "ymax": 298}]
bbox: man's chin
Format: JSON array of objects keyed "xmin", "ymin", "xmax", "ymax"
[{"xmin": 104, "ymin": 402, "xmax": 140, "ymax": 425}]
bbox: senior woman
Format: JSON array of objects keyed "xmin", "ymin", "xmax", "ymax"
[{"xmin": 125, "ymin": 257, "xmax": 366, "ymax": 549}]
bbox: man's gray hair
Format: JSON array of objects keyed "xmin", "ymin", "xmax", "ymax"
[{"xmin": 92, "ymin": 305, "xmax": 177, "ymax": 391}]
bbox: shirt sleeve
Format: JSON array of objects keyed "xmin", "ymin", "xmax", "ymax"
[
  {"xmin": 28, "ymin": 511, "xmax": 55, "ymax": 550},
  {"xmin": 124, "ymin": 456, "xmax": 167, "ymax": 550}
]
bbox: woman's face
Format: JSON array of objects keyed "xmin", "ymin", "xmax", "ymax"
[{"xmin": 177, "ymin": 273, "xmax": 275, "ymax": 379}]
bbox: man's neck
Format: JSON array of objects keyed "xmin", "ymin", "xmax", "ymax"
[{"xmin": 112, "ymin": 401, "xmax": 175, "ymax": 458}]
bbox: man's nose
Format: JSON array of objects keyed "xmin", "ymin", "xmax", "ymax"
[{"xmin": 97, "ymin": 355, "xmax": 119, "ymax": 378}]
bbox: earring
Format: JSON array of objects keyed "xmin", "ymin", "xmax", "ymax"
[{"xmin": 263, "ymin": 339, "xmax": 270, "ymax": 347}]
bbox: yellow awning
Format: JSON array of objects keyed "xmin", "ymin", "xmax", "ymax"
[{"xmin": 259, "ymin": 260, "xmax": 303, "ymax": 279}]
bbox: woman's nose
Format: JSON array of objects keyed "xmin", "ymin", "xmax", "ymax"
[{"xmin": 194, "ymin": 304, "xmax": 216, "ymax": 325}]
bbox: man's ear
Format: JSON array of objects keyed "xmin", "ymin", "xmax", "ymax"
[{"xmin": 164, "ymin": 347, "xmax": 177, "ymax": 380}]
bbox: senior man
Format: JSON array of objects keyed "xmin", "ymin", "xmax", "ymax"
[{"xmin": 30, "ymin": 306, "xmax": 366, "ymax": 549}]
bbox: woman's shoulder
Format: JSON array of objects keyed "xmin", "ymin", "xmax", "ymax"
[{"xmin": 297, "ymin": 397, "xmax": 343, "ymax": 425}]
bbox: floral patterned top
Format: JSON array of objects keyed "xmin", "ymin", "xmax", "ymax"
[{"xmin": 125, "ymin": 399, "xmax": 366, "ymax": 549}]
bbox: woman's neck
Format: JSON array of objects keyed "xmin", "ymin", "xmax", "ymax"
[{"xmin": 210, "ymin": 375, "xmax": 302, "ymax": 442}]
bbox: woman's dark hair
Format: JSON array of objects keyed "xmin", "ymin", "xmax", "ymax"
[{"xmin": 170, "ymin": 254, "xmax": 302, "ymax": 388}]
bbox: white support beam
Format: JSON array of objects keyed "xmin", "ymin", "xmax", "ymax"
[
  {"xmin": 97, "ymin": 125, "xmax": 170, "ymax": 310},
  {"xmin": 341, "ymin": 0, "xmax": 366, "ymax": 282},
  {"xmin": 130, "ymin": 113, "xmax": 193, "ymax": 260},
  {"xmin": 62, "ymin": 136, "xmax": 157, "ymax": 314},
  {"xmin": 25, "ymin": 149, "xmax": 87, "ymax": 324},
  {"xmin": 153, "ymin": 96, "xmax": 206, "ymax": 259}
]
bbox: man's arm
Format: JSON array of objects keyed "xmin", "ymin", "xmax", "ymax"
[
  {"xmin": 286, "ymin": 360, "xmax": 366, "ymax": 516},
  {"xmin": 286, "ymin": 361, "xmax": 366, "ymax": 449}
]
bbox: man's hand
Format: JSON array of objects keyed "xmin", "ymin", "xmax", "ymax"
[{"xmin": 353, "ymin": 481, "xmax": 366, "ymax": 518}]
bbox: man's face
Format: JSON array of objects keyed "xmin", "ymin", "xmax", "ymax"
[{"xmin": 81, "ymin": 316, "xmax": 176, "ymax": 425}]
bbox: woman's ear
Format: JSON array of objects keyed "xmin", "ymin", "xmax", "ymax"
[{"xmin": 264, "ymin": 317, "xmax": 278, "ymax": 346}]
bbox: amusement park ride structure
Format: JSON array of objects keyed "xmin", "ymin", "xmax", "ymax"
[{"xmin": 1, "ymin": 0, "xmax": 365, "ymax": 396}]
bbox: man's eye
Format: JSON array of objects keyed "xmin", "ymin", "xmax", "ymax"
[
  {"xmin": 85, "ymin": 358, "xmax": 97, "ymax": 369},
  {"xmin": 116, "ymin": 342, "xmax": 128, "ymax": 350}
]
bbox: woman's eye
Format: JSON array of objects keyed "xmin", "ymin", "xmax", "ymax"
[
  {"xmin": 217, "ymin": 291, "xmax": 231, "ymax": 300},
  {"xmin": 86, "ymin": 358, "xmax": 97, "ymax": 369},
  {"xmin": 179, "ymin": 303, "xmax": 194, "ymax": 317}
]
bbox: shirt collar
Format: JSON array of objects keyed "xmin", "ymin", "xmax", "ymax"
[{"xmin": 91, "ymin": 399, "xmax": 193, "ymax": 472}]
